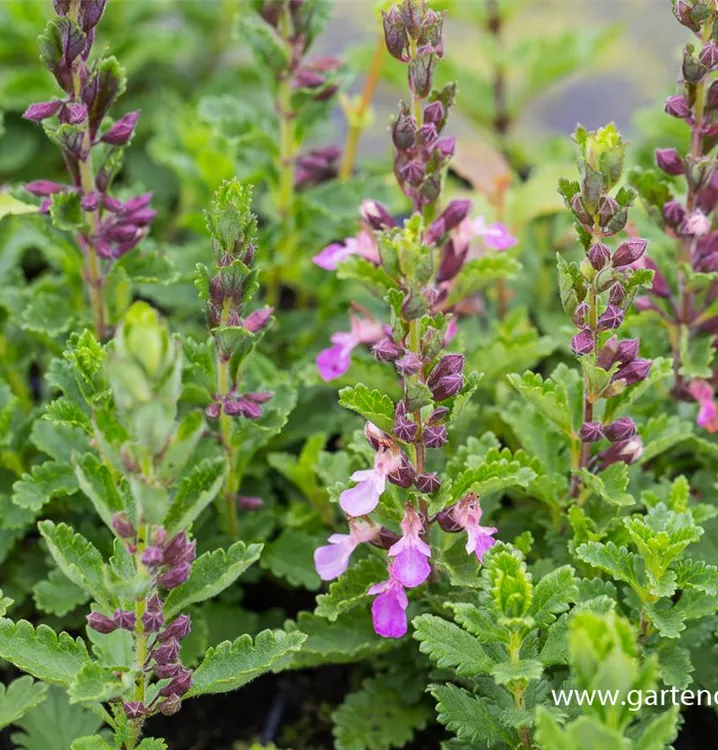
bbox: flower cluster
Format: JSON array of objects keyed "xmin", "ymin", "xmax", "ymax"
[
  {"xmin": 629, "ymin": 1, "xmax": 718, "ymax": 428},
  {"xmin": 312, "ymin": 0, "xmax": 501, "ymax": 638},
  {"xmin": 559, "ymin": 125, "xmax": 654, "ymax": 492},
  {"xmin": 23, "ymin": 0, "xmax": 154, "ymax": 337}
]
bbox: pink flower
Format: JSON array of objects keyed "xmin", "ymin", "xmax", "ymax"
[
  {"xmin": 313, "ymin": 520, "xmax": 379, "ymax": 581},
  {"xmin": 388, "ymin": 505, "xmax": 431, "ymax": 588},
  {"xmin": 368, "ymin": 567, "xmax": 409, "ymax": 638},
  {"xmin": 689, "ymin": 379, "xmax": 718, "ymax": 433},
  {"xmin": 451, "ymin": 494, "xmax": 497, "ymax": 562},
  {"xmin": 339, "ymin": 424, "xmax": 402, "ymax": 516},
  {"xmin": 316, "ymin": 313, "xmax": 385, "ymax": 382},
  {"xmin": 454, "ymin": 216, "xmax": 517, "ymax": 256},
  {"xmin": 313, "ymin": 230, "xmax": 380, "ymax": 270}
]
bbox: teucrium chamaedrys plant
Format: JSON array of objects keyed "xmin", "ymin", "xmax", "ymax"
[
  {"xmin": 0, "ymin": 302, "xmax": 305, "ymax": 749},
  {"xmin": 630, "ymin": 0, "xmax": 718, "ymax": 427},
  {"xmin": 22, "ymin": 0, "xmax": 156, "ymax": 340}
]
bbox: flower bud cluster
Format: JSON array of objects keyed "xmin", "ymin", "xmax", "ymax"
[{"xmin": 23, "ymin": 0, "xmax": 153, "ymax": 284}]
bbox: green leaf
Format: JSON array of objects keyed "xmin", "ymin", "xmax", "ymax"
[
  {"xmin": 0, "ymin": 589, "xmax": 13, "ymax": 617},
  {"xmin": 0, "ymin": 619, "xmax": 89, "ymax": 687},
  {"xmin": 413, "ymin": 614, "xmax": 494, "ymax": 677},
  {"xmin": 235, "ymin": 11, "xmax": 290, "ymax": 74},
  {"xmin": 21, "ymin": 291, "xmax": 75, "ymax": 337},
  {"xmin": 38, "ymin": 520, "xmax": 113, "ymax": 609},
  {"xmin": 332, "ymin": 677, "xmax": 430, "ymax": 750},
  {"xmin": 164, "ymin": 541, "xmax": 263, "ymax": 618},
  {"xmin": 260, "ymin": 529, "xmax": 322, "ymax": 591},
  {"xmin": 49, "ymin": 191, "xmax": 83, "ymax": 231},
  {"xmin": 33, "ymin": 568, "xmax": 89, "ymax": 617},
  {"xmin": 490, "ymin": 659, "xmax": 543, "ymax": 685},
  {"xmin": 530, "ymin": 566, "xmax": 578, "ymax": 627},
  {"xmin": 0, "ymin": 677, "xmax": 48, "ymax": 731},
  {"xmin": 315, "ymin": 557, "xmax": 387, "ymax": 622},
  {"xmin": 679, "ymin": 326, "xmax": 713, "ymax": 378},
  {"xmin": 450, "ymin": 452, "xmax": 536, "ymax": 503},
  {"xmin": 164, "ymin": 457, "xmax": 226, "ymax": 535},
  {"xmin": 0, "ymin": 194, "xmax": 39, "ymax": 221},
  {"xmin": 73, "ymin": 453, "xmax": 124, "ymax": 532},
  {"xmin": 68, "ymin": 662, "xmax": 126, "ymax": 705},
  {"xmin": 12, "ymin": 460, "xmax": 77, "ymax": 513},
  {"xmin": 428, "ymin": 684, "xmax": 507, "ymax": 746},
  {"xmin": 506, "ymin": 371, "xmax": 571, "ymax": 434},
  {"xmin": 338, "ymin": 385, "xmax": 395, "ymax": 434},
  {"xmin": 577, "ymin": 463, "xmax": 634, "ymax": 507},
  {"xmin": 188, "ymin": 629, "xmax": 306, "ymax": 697},
  {"xmin": 70, "ymin": 738, "xmax": 114, "ymax": 750},
  {"xmin": 136, "ymin": 741, "xmax": 168, "ymax": 750},
  {"xmin": 574, "ymin": 542, "xmax": 641, "ymax": 591},
  {"xmin": 633, "ymin": 707, "xmax": 679, "ymax": 750}
]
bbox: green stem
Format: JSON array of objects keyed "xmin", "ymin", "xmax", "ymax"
[
  {"xmin": 129, "ymin": 523, "xmax": 149, "ymax": 748},
  {"xmin": 408, "ymin": 318, "xmax": 426, "ymax": 515}
]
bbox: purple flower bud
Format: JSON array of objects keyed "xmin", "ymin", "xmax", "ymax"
[
  {"xmin": 665, "ymin": 95, "xmax": 692, "ymax": 120},
  {"xmin": 114, "ymin": 609, "xmax": 136, "ymax": 631},
  {"xmin": 146, "ymin": 594, "xmax": 162, "ymax": 613},
  {"xmin": 603, "ymin": 418, "xmax": 637, "ymax": 442},
  {"xmin": 394, "ymin": 415, "xmax": 418, "ymax": 443},
  {"xmin": 416, "ymin": 472, "xmax": 441, "ymax": 493},
  {"xmin": 571, "ymin": 329, "xmax": 594, "ymax": 356},
  {"xmin": 613, "ymin": 238, "xmax": 647, "ymax": 267},
  {"xmin": 159, "ymin": 614, "xmax": 192, "ymax": 642},
  {"xmin": 597, "ymin": 336, "xmax": 619, "ymax": 369},
  {"xmin": 361, "ymin": 200, "xmax": 396, "ymax": 231},
  {"xmin": 409, "ymin": 47, "xmax": 440, "ymax": 98},
  {"xmin": 708, "ymin": 79, "xmax": 718, "ymax": 110},
  {"xmin": 152, "ymin": 527, "xmax": 168, "ymax": 547},
  {"xmin": 237, "ymin": 495, "xmax": 264, "ymax": 510},
  {"xmin": 205, "ymin": 401, "xmax": 222, "ymax": 419},
  {"xmin": 25, "ymin": 180, "xmax": 66, "ymax": 197},
  {"xmin": 673, "ymin": 0, "xmax": 701, "ymax": 31},
  {"xmin": 154, "ymin": 662, "xmax": 180, "ymax": 680},
  {"xmin": 423, "ymin": 100, "xmax": 445, "ymax": 125},
  {"xmin": 370, "ymin": 527, "xmax": 402, "ymax": 550},
  {"xmin": 430, "ymin": 373, "xmax": 463, "ymax": 401},
  {"xmin": 112, "ymin": 512, "xmax": 135, "ymax": 539},
  {"xmin": 395, "ymin": 352, "xmax": 423, "ymax": 376},
  {"xmin": 435, "ymin": 136, "xmax": 455, "ymax": 160},
  {"xmin": 24, "ymin": 100, "xmax": 64, "ymax": 121},
  {"xmin": 683, "ymin": 46, "xmax": 707, "ymax": 83},
  {"xmin": 424, "ymin": 425, "xmax": 447, "ymax": 448},
  {"xmin": 428, "ymin": 354, "xmax": 464, "ymax": 389},
  {"xmin": 579, "ymin": 422, "xmax": 604, "ymax": 442},
  {"xmin": 664, "ymin": 200, "xmax": 686, "ymax": 228},
  {"xmin": 588, "ymin": 242, "xmax": 611, "ymax": 270},
  {"xmin": 154, "ymin": 639, "xmax": 180, "ymax": 665},
  {"xmin": 616, "ymin": 339, "xmax": 639, "ymax": 364},
  {"xmin": 598, "ymin": 196, "xmax": 619, "ymax": 227},
  {"xmin": 655, "ymin": 148, "xmax": 685, "ymax": 176},
  {"xmin": 141, "ymin": 546, "xmax": 164, "ymax": 568},
  {"xmin": 163, "ymin": 532, "xmax": 194, "ymax": 566},
  {"xmin": 434, "ymin": 199, "xmax": 471, "ymax": 235},
  {"xmin": 700, "ymin": 42, "xmax": 718, "ymax": 70},
  {"xmin": 400, "ymin": 161, "xmax": 424, "ymax": 186},
  {"xmin": 142, "ymin": 609, "xmax": 165, "ymax": 633},
  {"xmin": 123, "ymin": 702, "xmax": 145, "ymax": 720},
  {"xmin": 597, "ymin": 436, "xmax": 643, "ymax": 469},
  {"xmin": 373, "ymin": 337, "xmax": 403, "ymax": 362},
  {"xmin": 612, "ymin": 358, "xmax": 652, "ymax": 386},
  {"xmin": 158, "ymin": 562, "xmax": 192, "ymax": 590},
  {"xmin": 388, "ymin": 454, "xmax": 416, "ymax": 488},
  {"xmin": 597, "ymin": 305, "xmax": 624, "ymax": 331},
  {"xmin": 160, "ymin": 694, "xmax": 182, "ymax": 716},
  {"xmin": 435, "ymin": 508, "xmax": 462, "ymax": 533},
  {"xmin": 572, "ymin": 302, "xmax": 589, "ymax": 328},
  {"xmin": 87, "ymin": 612, "xmax": 117, "ymax": 634},
  {"xmin": 243, "ymin": 306, "xmax": 273, "ymax": 333},
  {"xmin": 608, "ymin": 283, "xmax": 626, "ymax": 306},
  {"xmin": 80, "ymin": 191, "xmax": 99, "ymax": 211},
  {"xmin": 160, "ymin": 668, "xmax": 193, "ymax": 698},
  {"xmin": 382, "ymin": 7, "xmax": 408, "ymax": 61},
  {"xmin": 392, "ymin": 107, "xmax": 417, "ymax": 150}
]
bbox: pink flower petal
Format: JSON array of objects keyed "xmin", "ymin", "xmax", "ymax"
[
  {"xmin": 392, "ymin": 546, "xmax": 431, "ymax": 588},
  {"xmin": 313, "ymin": 242, "xmax": 354, "ymax": 270},
  {"xmin": 314, "ymin": 540, "xmax": 353, "ymax": 581},
  {"xmin": 480, "ymin": 221, "xmax": 517, "ymax": 251},
  {"xmin": 340, "ymin": 477, "xmax": 380, "ymax": 516},
  {"xmin": 371, "ymin": 584, "xmax": 408, "ymax": 638},
  {"xmin": 317, "ymin": 343, "xmax": 352, "ymax": 382}
]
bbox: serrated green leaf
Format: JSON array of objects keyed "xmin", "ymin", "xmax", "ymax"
[
  {"xmin": 332, "ymin": 677, "xmax": 430, "ymax": 750},
  {"xmin": 188, "ymin": 629, "xmax": 306, "ymax": 697},
  {"xmin": 12, "ymin": 460, "xmax": 77, "ymax": 512},
  {"xmin": 38, "ymin": 520, "xmax": 113, "ymax": 609},
  {"xmin": 338, "ymin": 385, "xmax": 395, "ymax": 434},
  {"xmin": 0, "ymin": 619, "xmax": 89, "ymax": 687},
  {"xmin": 73, "ymin": 453, "xmax": 125, "ymax": 533},
  {"xmin": 70, "ymin": 738, "xmax": 114, "ymax": 750},
  {"xmin": 577, "ymin": 463, "xmax": 634, "ymax": 507},
  {"xmin": 260, "ymin": 529, "xmax": 322, "ymax": 591},
  {"xmin": 33, "ymin": 568, "xmax": 89, "ymax": 617},
  {"xmin": 490, "ymin": 659, "xmax": 543, "ymax": 685},
  {"xmin": 68, "ymin": 662, "xmax": 126, "ymax": 705},
  {"xmin": 447, "ymin": 255, "xmax": 522, "ymax": 306},
  {"xmin": 413, "ymin": 614, "xmax": 494, "ymax": 676},
  {"xmin": 574, "ymin": 541, "xmax": 642, "ymax": 591},
  {"xmin": 164, "ymin": 541, "xmax": 263, "ymax": 618},
  {"xmin": 164, "ymin": 457, "xmax": 226, "ymax": 535},
  {"xmin": 530, "ymin": 566, "xmax": 577, "ymax": 627},
  {"xmin": 0, "ymin": 194, "xmax": 39, "ymax": 222},
  {"xmin": 429, "ymin": 684, "xmax": 507, "ymax": 746},
  {"xmin": 506, "ymin": 371, "xmax": 571, "ymax": 434},
  {"xmin": 21, "ymin": 292, "xmax": 75, "ymax": 337},
  {"xmin": 0, "ymin": 677, "xmax": 48, "ymax": 731}
]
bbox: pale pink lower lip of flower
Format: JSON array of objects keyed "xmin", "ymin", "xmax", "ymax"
[
  {"xmin": 368, "ymin": 578, "xmax": 408, "ymax": 638},
  {"xmin": 316, "ymin": 343, "xmax": 352, "ymax": 382},
  {"xmin": 313, "ymin": 534, "xmax": 356, "ymax": 580},
  {"xmin": 480, "ymin": 222, "xmax": 518, "ymax": 251},
  {"xmin": 313, "ymin": 242, "xmax": 354, "ymax": 270},
  {"xmin": 339, "ymin": 470, "xmax": 383, "ymax": 516}
]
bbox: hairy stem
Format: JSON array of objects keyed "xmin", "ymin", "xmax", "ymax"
[
  {"xmin": 340, "ymin": 34, "xmax": 386, "ymax": 181},
  {"xmin": 129, "ymin": 523, "xmax": 149, "ymax": 748}
]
